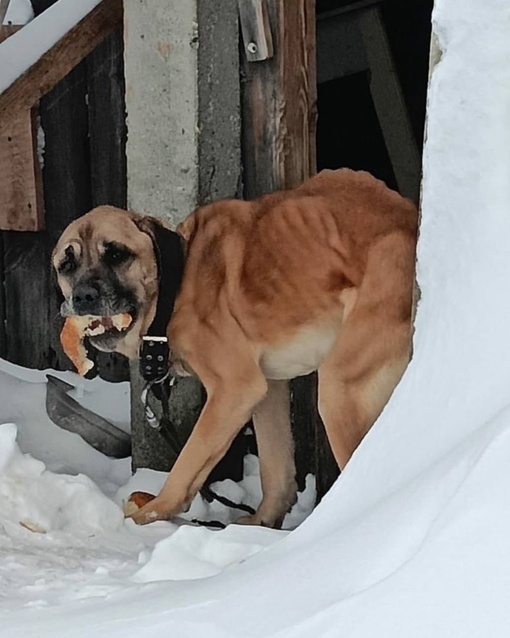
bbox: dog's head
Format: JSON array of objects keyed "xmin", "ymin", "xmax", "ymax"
[{"xmin": 52, "ymin": 206, "xmax": 167, "ymax": 359}]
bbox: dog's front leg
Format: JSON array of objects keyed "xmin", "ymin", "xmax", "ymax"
[{"xmin": 128, "ymin": 375, "xmax": 267, "ymax": 525}]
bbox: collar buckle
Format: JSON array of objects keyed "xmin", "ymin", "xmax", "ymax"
[{"xmin": 140, "ymin": 336, "xmax": 169, "ymax": 381}]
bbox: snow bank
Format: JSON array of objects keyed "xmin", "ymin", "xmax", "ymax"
[
  {"xmin": 2, "ymin": 0, "xmax": 510, "ymax": 635},
  {"xmin": 0, "ymin": 422, "xmax": 122, "ymax": 534},
  {"xmin": 3, "ymin": 0, "xmax": 34, "ymax": 26},
  {"xmin": 0, "ymin": 364, "xmax": 314, "ymax": 624},
  {"xmin": 134, "ymin": 524, "xmax": 287, "ymax": 582}
]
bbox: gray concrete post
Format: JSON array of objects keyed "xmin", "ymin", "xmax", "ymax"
[{"xmin": 124, "ymin": 0, "xmax": 241, "ymax": 471}]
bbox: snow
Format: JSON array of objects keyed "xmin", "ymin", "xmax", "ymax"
[
  {"xmin": 2, "ymin": 0, "xmax": 510, "ymax": 635},
  {"xmin": 0, "ymin": 0, "xmax": 102, "ymax": 95},
  {"xmin": 2, "ymin": 0, "xmax": 33, "ymax": 26},
  {"xmin": 0, "ymin": 361, "xmax": 315, "ymax": 630}
]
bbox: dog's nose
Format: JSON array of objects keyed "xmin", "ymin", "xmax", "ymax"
[{"xmin": 72, "ymin": 283, "xmax": 100, "ymax": 314}]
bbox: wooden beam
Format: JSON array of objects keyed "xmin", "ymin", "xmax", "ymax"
[
  {"xmin": 0, "ymin": 0, "xmax": 122, "ymax": 134},
  {"xmin": 241, "ymin": 0, "xmax": 317, "ymax": 196},
  {"xmin": 358, "ymin": 6, "xmax": 421, "ymax": 203}
]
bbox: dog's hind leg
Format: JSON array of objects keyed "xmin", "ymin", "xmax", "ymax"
[
  {"xmin": 318, "ymin": 339, "xmax": 409, "ymax": 469},
  {"xmin": 237, "ymin": 379, "xmax": 297, "ymax": 528},
  {"xmin": 318, "ymin": 232, "xmax": 414, "ymax": 469}
]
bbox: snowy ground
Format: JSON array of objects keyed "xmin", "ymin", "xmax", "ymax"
[
  {"xmin": 0, "ymin": 361, "xmax": 315, "ymax": 628},
  {"xmin": 2, "ymin": 0, "xmax": 510, "ymax": 635}
]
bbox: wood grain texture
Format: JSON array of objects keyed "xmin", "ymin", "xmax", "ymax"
[
  {"xmin": 86, "ymin": 29, "xmax": 129, "ymax": 382},
  {"xmin": 241, "ymin": 0, "xmax": 316, "ymax": 197},
  {"xmin": 2, "ymin": 60, "xmax": 91, "ymax": 370},
  {"xmin": 0, "ymin": 0, "xmax": 122, "ymax": 134},
  {"xmin": 238, "ymin": 0, "xmax": 274, "ymax": 62},
  {"xmin": 0, "ymin": 24, "xmax": 20, "ymax": 43},
  {"xmin": 241, "ymin": 0, "xmax": 338, "ymax": 498},
  {"xmin": 0, "ymin": 108, "xmax": 44, "ymax": 231}
]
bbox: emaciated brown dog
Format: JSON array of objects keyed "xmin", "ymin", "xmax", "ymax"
[{"xmin": 52, "ymin": 169, "xmax": 418, "ymax": 527}]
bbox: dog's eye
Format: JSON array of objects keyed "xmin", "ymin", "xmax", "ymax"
[
  {"xmin": 103, "ymin": 243, "xmax": 133, "ymax": 266},
  {"xmin": 58, "ymin": 248, "xmax": 77, "ymax": 275}
]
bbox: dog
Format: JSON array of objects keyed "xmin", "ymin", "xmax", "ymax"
[{"xmin": 52, "ymin": 169, "xmax": 418, "ymax": 527}]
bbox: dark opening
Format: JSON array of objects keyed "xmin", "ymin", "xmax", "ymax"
[{"xmin": 316, "ymin": 0, "xmax": 434, "ymax": 200}]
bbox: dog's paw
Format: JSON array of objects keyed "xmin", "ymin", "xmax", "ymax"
[
  {"xmin": 124, "ymin": 493, "xmax": 177, "ymax": 525},
  {"xmin": 236, "ymin": 513, "xmax": 281, "ymax": 528},
  {"xmin": 123, "ymin": 491, "xmax": 156, "ymax": 518}
]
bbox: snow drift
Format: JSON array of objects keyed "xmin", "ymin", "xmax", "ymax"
[{"xmin": 2, "ymin": 0, "xmax": 510, "ymax": 636}]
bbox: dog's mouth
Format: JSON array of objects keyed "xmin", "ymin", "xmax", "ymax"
[{"xmin": 85, "ymin": 313, "xmax": 136, "ymax": 352}]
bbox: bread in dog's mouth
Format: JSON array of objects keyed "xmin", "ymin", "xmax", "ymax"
[
  {"xmin": 60, "ymin": 312, "xmax": 134, "ymax": 376},
  {"xmin": 84, "ymin": 313, "xmax": 133, "ymax": 337}
]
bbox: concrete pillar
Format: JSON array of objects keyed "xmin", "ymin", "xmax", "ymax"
[{"xmin": 124, "ymin": 0, "xmax": 241, "ymax": 471}]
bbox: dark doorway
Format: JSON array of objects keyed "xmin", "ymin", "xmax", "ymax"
[{"xmin": 316, "ymin": 0, "xmax": 434, "ymax": 203}]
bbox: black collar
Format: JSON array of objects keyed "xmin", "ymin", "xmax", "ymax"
[{"xmin": 140, "ymin": 222, "xmax": 184, "ymax": 382}]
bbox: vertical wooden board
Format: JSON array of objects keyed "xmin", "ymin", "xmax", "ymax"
[
  {"xmin": 41, "ymin": 63, "xmax": 92, "ymax": 372},
  {"xmin": 0, "ymin": 108, "xmax": 44, "ymax": 231},
  {"xmin": 241, "ymin": 0, "xmax": 316, "ymax": 195},
  {"xmin": 277, "ymin": 0, "xmax": 317, "ymax": 188},
  {"xmin": 87, "ymin": 28, "xmax": 130, "ymax": 382},
  {"xmin": 290, "ymin": 374, "xmax": 318, "ymax": 492},
  {"xmin": 86, "ymin": 29, "xmax": 127, "ymax": 210},
  {"xmin": 241, "ymin": 0, "xmax": 333, "ymax": 494},
  {"xmin": 358, "ymin": 6, "xmax": 421, "ymax": 203},
  {"xmin": 2, "ymin": 61, "xmax": 92, "ymax": 370}
]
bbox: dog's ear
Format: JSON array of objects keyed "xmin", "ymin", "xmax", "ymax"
[
  {"xmin": 133, "ymin": 215, "xmax": 184, "ymax": 283},
  {"xmin": 133, "ymin": 215, "xmax": 168, "ymax": 239},
  {"xmin": 176, "ymin": 214, "xmax": 197, "ymax": 243}
]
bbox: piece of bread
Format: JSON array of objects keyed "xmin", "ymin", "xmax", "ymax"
[
  {"xmin": 123, "ymin": 491, "xmax": 156, "ymax": 517},
  {"xmin": 60, "ymin": 313, "xmax": 132, "ymax": 376}
]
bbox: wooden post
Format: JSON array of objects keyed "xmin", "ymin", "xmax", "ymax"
[
  {"xmin": 240, "ymin": 0, "xmax": 337, "ymax": 496},
  {"xmin": 124, "ymin": 0, "xmax": 242, "ymax": 472},
  {"xmin": 358, "ymin": 6, "xmax": 421, "ymax": 203},
  {"xmin": 241, "ymin": 0, "xmax": 317, "ymax": 196}
]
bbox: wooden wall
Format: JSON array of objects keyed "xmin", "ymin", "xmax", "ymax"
[{"xmin": 0, "ymin": 1, "xmax": 128, "ymax": 381}]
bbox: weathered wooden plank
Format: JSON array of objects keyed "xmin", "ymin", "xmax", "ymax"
[
  {"xmin": 241, "ymin": 0, "xmax": 317, "ymax": 196},
  {"xmin": 0, "ymin": 0, "xmax": 122, "ymax": 134},
  {"xmin": 0, "ymin": 108, "xmax": 44, "ymax": 231},
  {"xmin": 2, "ymin": 59, "xmax": 92, "ymax": 370},
  {"xmin": 238, "ymin": 0, "xmax": 274, "ymax": 62},
  {"xmin": 86, "ymin": 28, "xmax": 129, "ymax": 382},
  {"xmin": 241, "ymin": 0, "xmax": 335, "ymax": 496},
  {"xmin": 0, "ymin": 24, "xmax": 20, "ymax": 42},
  {"xmin": 358, "ymin": 6, "xmax": 421, "ymax": 203},
  {"xmin": 86, "ymin": 29, "xmax": 126, "ymax": 210}
]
